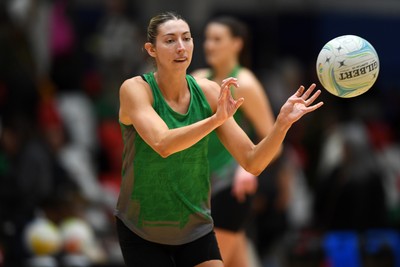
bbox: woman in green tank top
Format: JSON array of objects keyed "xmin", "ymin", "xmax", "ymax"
[
  {"xmin": 115, "ymin": 11, "xmax": 323, "ymax": 267},
  {"xmin": 191, "ymin": 16, "xmax": 276, "ymax": 267}
]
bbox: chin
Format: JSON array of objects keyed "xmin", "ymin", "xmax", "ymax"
[{"xmin": 206, "ymin": 57, "xmax": 218, "ymax": 66}]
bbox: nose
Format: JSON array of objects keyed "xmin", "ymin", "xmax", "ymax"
[
  {"xmin": 177, "ymin": 39, "xmax": 185, "ymax": 53},
  {"xmin": 204, "ymin": 39, "xmax": 214, "ymax": 53}
]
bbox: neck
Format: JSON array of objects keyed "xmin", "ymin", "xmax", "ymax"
[
  {"xmin": 212, "ymin": 59, "xmax": 239, "ymax": 84},
  {"xmin": 154, "ymin": 70, "xmax": 188, "ymax": 100}
]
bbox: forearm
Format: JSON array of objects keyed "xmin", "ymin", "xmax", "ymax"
[
  {"xmin": 227, "ymin": 83, "xmax": 323, "ymax": 175},
  {"xmin": 155, "ymin": 79, "xmax": 243, "ymax": 157},
  {"xmin": 245, "ymin": 83, "xmax": 324, "ymax": 173},
  {"xmin": 154, "ymin": 114, "xmax": 223, "ymax": 157},
  {"xmin": 245, "ymin": 118, "xmax": 290, "ymax": 175}
]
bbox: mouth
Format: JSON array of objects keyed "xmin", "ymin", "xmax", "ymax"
[
  {"xmin": 205, "ymin": 50, "xmax": 216, "ymax": 57},
  {"xmin": 205, "ymin": 53, "xmax": 217, "ymax": 61},
  {"xmin": 174, "ymin": 57, "xmax": 188, "ymax": 63}
]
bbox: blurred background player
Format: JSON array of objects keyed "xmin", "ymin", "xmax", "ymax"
[{"xmin": 192, "ymin": 16, "xmax": 277, "ymax": 267}]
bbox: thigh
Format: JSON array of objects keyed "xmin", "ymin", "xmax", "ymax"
[
  {"xmin": 225, "ymin": 232, "xmax": 249, "ymax": 267},
  {"xmin": 116, "ymin": 218, "xmax": 174, "ymax": 267},
  {"xmin": 175, "ymin": 231, "xmax": 222, "ymax": 267}
]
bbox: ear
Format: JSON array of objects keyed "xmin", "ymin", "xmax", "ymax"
[
  {"xmin": 144, "ymin": 42, "xmax": 156, "ymax": 58},
  {"xmin": 233, "ymin": 37, "xmax": 243, "ymax": 54}
]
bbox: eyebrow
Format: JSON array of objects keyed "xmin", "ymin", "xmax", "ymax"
[{"xmin": 162, "ymin": 31, "xmax": 191, "ymax": 37}]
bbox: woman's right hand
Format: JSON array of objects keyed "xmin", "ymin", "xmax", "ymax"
[{"xmin": 214, "ymin": 77, "xmax": 244, "ymax": 124}]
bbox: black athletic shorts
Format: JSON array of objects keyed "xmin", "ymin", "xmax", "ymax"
[
  {"xmin": 116, "ymin": 217, "xmax": 222, "ymax": 267},
  {"xmin": 211, "ymin": 185, "xmax": 254, "ymax": 232}
]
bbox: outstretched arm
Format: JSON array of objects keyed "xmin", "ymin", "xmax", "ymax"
[
  {"xmin": 230, "ymin": 69, "xmax": 276, "ymax": 201},
  {"xmin": 119, "ymin": 76, "xmax": 243, "ymax": 157},
  {"xmin": 217, "ymin": 83, "xmax": 323, "ymax": 175}
]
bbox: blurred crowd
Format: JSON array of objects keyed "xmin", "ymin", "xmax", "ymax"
[
  {"xmin": 0, "ymin": 0, "xmax": 143, "ymax": 266},
  {"xmin": 1, "ymin": 0, "xmax": 400, "ymax": 267}
]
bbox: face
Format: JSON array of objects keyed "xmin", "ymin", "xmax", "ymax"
[
  {"xmin": 204, "ymin": 22, "xmax": 240, "ymax": 66},
  {"xmin": 147, "ymin": 19, "xmax": 193, "ymax": 71}
]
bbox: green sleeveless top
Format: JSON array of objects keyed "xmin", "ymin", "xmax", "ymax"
[
  {"xmin": 208, "ymin": 66, "xmax": 255, "ymax": 192},
  {"xmin": 115, "ymin": 72, "xmax": 213, "ymax": 245}
]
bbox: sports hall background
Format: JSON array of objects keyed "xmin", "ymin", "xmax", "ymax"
[{"xmin": 1, "ymin": 0, "xmax": 400, "ymax": 266}]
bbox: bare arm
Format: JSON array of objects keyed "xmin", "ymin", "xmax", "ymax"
[
  {"xmin": 217, "ymin": 83, "xmax": 323, "ymax": 175},
  {"xmin": 119, "ymin": 76, "xmax": 243, "ymax": 157},
  {"xmin": 231, "ymin": 69, "xmax": 277, "ymax": 200},
  {"xmin": 235, "ymin": 69, "xmax": 275, "ymax": 140}
]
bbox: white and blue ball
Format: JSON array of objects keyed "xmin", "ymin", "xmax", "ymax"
[{"xmin": 316, "ymin": 35, "xmax": 379, "ymax": 98}]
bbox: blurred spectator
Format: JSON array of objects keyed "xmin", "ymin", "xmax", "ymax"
[
  {"xmin": 251, "ymin": 144, "xmax": 313, "ymax": 267},
  {"xmin": 5, "ymin": 0, "xmax": 51, "ymax": 79},
  {"xmin": 92, "ymin": 0, "xmax": 139, "ymax": 209},
  {"xmin": 368, "ymin": 119, "xmax": 400, "ymax": 227},
  {"xmin": 0, "ymin": 109, "xmax": 79, "ymax": 266},
  {"xmin": 314, "ymin": 120, "xmax": 388, "ymax": 231},
  {"xmin": 0, "ymin": 1, "xmax": 38, "ymax": 121},
  {"xmin": 95, "ymin": 0, "xmax": 143, "ymax": 119}
]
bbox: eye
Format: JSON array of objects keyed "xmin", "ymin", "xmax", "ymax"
[
  {"xmin": 184, "ymin": 37, "xmax": 192, "ymax": 42},
  {"xmin": 166, "ymin": 39, "xmax": 175, "ymax": 44},
  {"xmin": 214, "ymin": 36, "xmax": 222, "ymax": 42}
]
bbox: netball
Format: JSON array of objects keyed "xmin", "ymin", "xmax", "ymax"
[{"xmin": 316, "ymin": 35, "xmax": 380, "ymax": 98}]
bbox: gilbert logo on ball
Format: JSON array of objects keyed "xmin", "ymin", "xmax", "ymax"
[{"xmin": 316, "ymin": 35, "xmax": 379, "ymax": 98}]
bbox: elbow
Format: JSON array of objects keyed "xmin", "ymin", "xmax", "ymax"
[
  {"xmin": 242, "ymin": 162, "xmax": 264, "ymax": 177},
  {"xmin": 153, "ymin": 142, "xmax": 173, "ymax": 158},
  {"xmin": 248, "ymin": 168, "xmax": 263, "ymax": 177},
  {"xmin": 159, "ymin": 151, "xmax": 171, "ymax": 158},
  {"xmin": 250, "ymin": 168, "xmax": 263, "ymax": 177}
]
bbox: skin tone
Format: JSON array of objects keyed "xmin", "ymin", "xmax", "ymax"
[
  {"xmin": 119, "ymin": 18, "xmax": 323, "ymax": 267},
  {"xmin": 191, "ymin": 20, "xmax": 277, "ymax": 267}
]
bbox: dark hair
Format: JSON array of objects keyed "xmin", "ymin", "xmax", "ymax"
[
  {"xmin": 147, "ymin": 11, "xmax": 187, "ymax": 45},
  {"xmin": 208, "ymin": 16, "xmax": 252, "ymax": 68}
]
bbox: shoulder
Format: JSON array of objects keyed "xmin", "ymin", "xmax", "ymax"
[
  {"xmin": 190, "ymin": 68, "xmax": 211, "ymax": 79},
  {"xmin": 193, "ymin": 76, "xmax": 219, "ymax": 95},
  {"xmin": 119, "ymin": 76, "xmax": 153, "ymax": 124},
  {"xmin": 192, "ymin": 75, "xmax": 220, "ymax": 112},
  {"xmin": 120, "ymin": 76, "xmax": 147, "ymax": 92},
  {"xmin": 237, "ymin": 68, "xmax": 261, "ymax": 87},
  {"xmin": 120, "ymin": 76, "xmax": 151, "ymax": 98},
  {"xmin": 234, "ymin": 68, "xmax": 265, "ymax": 95},
  {"xmin": 119, "ymin": 75, "xmax": 153, "ymax": 107}
]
